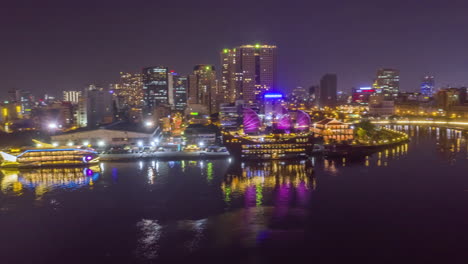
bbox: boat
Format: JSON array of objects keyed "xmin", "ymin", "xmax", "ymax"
[
  {"xmin": 0, "ymin": 140, "xmax": 99, "ymax": 168},
  {"xmin": 223, "ymin": 107, "xmax": 317, "ymax": 160},
  {"xmin": 223, "ymin": 132, "xmax": 316, "ymax": 160}
]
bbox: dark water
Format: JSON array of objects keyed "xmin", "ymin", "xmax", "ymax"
[{"xmin": 1, "ymin": 126, "xmax": 467, "ymax": 263}]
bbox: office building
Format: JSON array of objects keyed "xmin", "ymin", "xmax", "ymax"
[
  {"xmin": 119, "ymin": 72, "xmax": 143, "ymax": 107},
  {"xmin": 79, "ymin": 85, "xmax": 114, "ymax": 128},
  {"xmin": 63, "ymin": 90, "xmax": 82, "ymax": 104},
  {"xmin": 220, "ymin": 44, "xmax": 277, "ymax": 104},
  {"xmin": 319, "ymin": 74, "xmax": 337, "ymax": 107},
  {"xmin": 373, "ymin": 68, "xmax": 400, "ymax": 98},
  {"xmin": 172, "ymin": 73, "xmax": 188, "ymax": 111},
  {"xmin": 421, "ymin": 76, "xmax": 435, "ymax": 97},
  {"xmin": 142, "ymin": 66, "xmax": 169, "ymax": 114},
  {"xmin": 352, "ymin": 87, "xmax": 375, "ymax": 104},
  {"xmin": 188, "ymin": 65, "xmax": 217, "ymax": 113}
]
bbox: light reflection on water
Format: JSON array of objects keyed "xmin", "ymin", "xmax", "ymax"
[{"xmin": 0, "ymin": 126, "xmax": 467, "ymax": 262}]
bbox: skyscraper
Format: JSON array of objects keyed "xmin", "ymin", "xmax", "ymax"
[
  {"xmin": 63, "ymin": 90, "xmax": 82, "ymax": 104},
  {"xmin": 373, "ymin": 68, "xmax": 400, "ymax": 98},
  {"xmin": 220, "ymin": 44, "xmax": 277, "ymax": 104},
  {"xmin": 188, "ymin": 65, "xmax": 217, "ymax": 113},
  {"xmin": 119, "ymin": 72, "xmax": 143, "ymax": 107},
  {"xmin": 421, "ymin": 76, "xmax": 435, "ymax": 97},
  {"xmin": 80, "ymin": 85, "xmax": 114, "ymax": 128},
  {"xmin": 319, "ymin": 74, "xmax": 337, "ymax": 107},
  {"xmin": 172, "ymin": 73, "xmax": 188, "ymax": 111},
  {"xmin": 142, "ymin": 66, "xmax": 169, "ymax": 114}
]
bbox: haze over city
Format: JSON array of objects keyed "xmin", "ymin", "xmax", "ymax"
[{"xmin": 1, "ymin": 0, "xmax": 468, "ymax": 97}]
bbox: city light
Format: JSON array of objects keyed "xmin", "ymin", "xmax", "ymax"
[
  {"xmin": 67, "ymin": 142, "xmax": 74, "ymax": 146},
  {"xmin": 83, "ymin": 141, "xmax": 89, "ymax": 146},
  {"xmin": 145, "ymin": 120, "xmax": 154, "ymax": 127},
  {"xmin": 48, "ymin": 123, "xmax": 58, "ymax": 129},
  {"xmin": 264, "ymin": 93, "xmax": 283, "ymax": 99},
  {"xmin": 97, "ymin": 141, "xmax": 105, "ymax": 147},
  {"xmin": 137, "ymin": 141, "xmax": 143, "ymax": 147},
  {"xmin": 52, "ymin": 142, "xmax": 59, "ymax": 147}
]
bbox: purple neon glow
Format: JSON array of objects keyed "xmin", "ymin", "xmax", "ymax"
[
  {"xmin": 243, "ymin": 108, "xmax": 261, "ymax": 134},
  {"xmin": 277, "ymin": 114, "xmax": 292, "ymax": 130},
  {"xmin": 296, "ymin": 110, "xmax": 311, "ymax": 131}
]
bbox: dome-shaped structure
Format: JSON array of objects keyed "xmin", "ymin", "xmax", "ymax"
[
  {"xmin": 296, "ymin": 110, "xmax": 311, "ymax": 131},
  {"xmin": 243, "ymin": 108, "xmax": 261, "ymax": 134}
]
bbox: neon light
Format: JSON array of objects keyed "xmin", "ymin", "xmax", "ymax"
[
  {"xmin": 360, "ymin": 87, "xmax": 372, "ymax": 90},
  {"xmin": 16, "ymin": 148, "xmax": 97, "ymax": 158},
  {"xmin": 223, "ymin": 49, "xmax": 229, "ymax": 53},
  {"xmin": 255, "ymin": 43, "xmax": 261, "ymax": 49},
  {"xmin": 190, "ymin": 112, "xmax": 199, "ymax": 116},
  {"xmin": 264, "ymin": 93, "xmax": 283, "ymax": 99}
]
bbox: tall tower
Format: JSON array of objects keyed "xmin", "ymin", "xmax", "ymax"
[
  {"xmin": 421, "ymin": 76, "xmax": 435, "ymax": 97},
  {"xmin": 188, "ymin": 65, "xmax": 217, "ymax": 113},
  {"xmin": 319, "ymin": 74, "xmax": 337, "ymax": 108},
  {"xmin": 373, "ymin": 68, "xmax": 400, "ymax": 98},
  {"xmin": 142, "ymin": 66, "xmax": 169, "ymax": 114},
  {"xmin": 220, "ymin": 44, "xmax": 277, "ymax": 104}
]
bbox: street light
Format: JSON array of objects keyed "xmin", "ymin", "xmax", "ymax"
[
  {"xmin": 145, "ymin": 121, "xmax": 154, "ymax": 127},
  {"xmin": 97, "ymin": 140, "xmax": 105, "ymax": 147},
  {"xmin": 198, "ymin": 142, "xmax": 204, "ymax": 148},
  {"xmin": 52, "ymin": 142, "xmax": 59, "ymax": 147},
  {"xmin": 67, "ymin": 141, "xmax": 73, "ymax": 146},
  {"xmin": 137, "ymin": 141, "xmax": 143, "ymax": 147}
]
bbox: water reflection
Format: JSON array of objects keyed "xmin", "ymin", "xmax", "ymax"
[
  {"xmin": 0, "ymin": 166, "xmax": 100, "ymax": 196},
  {"xmin": 222, "ymin": 160, "xmax": 315, "ymax": 208}
]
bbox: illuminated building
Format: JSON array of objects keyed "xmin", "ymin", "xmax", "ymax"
[
  {"xmin": 142, "ymin": 66, "xmax": 169, "ymax": 115},
  {"xmin": 172, "ymin": 73, "xmax": 188, "ymax": 111},
  {"xmin": 219, "ymin": 102, "xmax": 241, "ymax": 130},
  {"xmin": 63, "ymin": 90, "xmax": 82, "ymax": 104},
  {"xmin": 352, "ymin": 87, "xmax": 375, "ymax": 104},
  {"xmin": 420, "ymin": 76, "xmax": 435, "ymax": 97},
  {"xmin": 118, "ymin": 72, "xmax": 143, "ymax": 107},
  {"xmin": 188, "ymin": 65, "xmax": 217, "ymax": 113},
  {"xmin": 220, "ymin": 44, "xmax": 277, "ymax": 104},
  {"xmin": 368, "ymin": 94, "xmax": 395, "ymax": 116},
  {"xmin": 312, "ymin": 118, "xmax": 354, "ymax": 142},
  {"xmin": 319, "ymin": 74, "xmax": 337, "ymax": 107},
  {"xmin": 373, "ymin": 68, "xmax": 400, "ymax": 98}
]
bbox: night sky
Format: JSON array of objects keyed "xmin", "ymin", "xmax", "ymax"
[{"xmin": 1, "ymin": 0, "xmax": 467, "ymax": 97}]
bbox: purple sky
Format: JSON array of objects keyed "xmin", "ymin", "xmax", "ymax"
[{"xmin": 1, "ymin": 0, "xmax": 467, "ymax": 97}]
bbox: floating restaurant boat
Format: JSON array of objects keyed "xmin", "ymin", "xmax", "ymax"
[
  {"xmin": 0, "ymin": 140, "xmax": 99, "ymax": 168},
  {"xmin": 223, "ymin": 108, "xmax": 317, "ymax": 160}
]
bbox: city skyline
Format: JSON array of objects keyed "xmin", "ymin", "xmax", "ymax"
[{"xmin": 1, "ymin": 0, "xmax": 468, "ymax": 97}]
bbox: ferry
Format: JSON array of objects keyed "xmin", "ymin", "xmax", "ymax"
[
  {"xmin": 223, "ymin": 132, "xmax": 316, "ymax": 160},
  {"xmin": 0, "ymin": 140, "xmax": 99, "ymax": 168}
]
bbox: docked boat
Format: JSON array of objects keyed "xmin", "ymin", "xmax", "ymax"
[
  {"xmin": 0, "ymin": 141, "xmax": 99, "ymax": 168},
  {"xmin": 223, "ymin": 132, "xmax": 316, "ymax": 160}
]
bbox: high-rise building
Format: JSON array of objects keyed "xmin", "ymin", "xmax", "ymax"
[
  {"xmin": 119, "ymin": 72, "xmax": 143, "ymax": 107},
  {"xmin": 319, "ymin": 74, "xmax": 337, "ymax": 107},
  {"xmin": 421, "ymin": 76, "xmax": 435, "ymax": 97},
  {"xmin": 172, "ymin": 73, "xmax": 188, "ymax": 111},
  {"xmin": 79, "ymin": 85, "xmax": 114, "ymax": 128},
  {"xmin": 373, "ymin": 68, "xmax": 400, "ymax": 98},
  {"xmin": 220, "ymin": 44, "xmax": 277, "ymax": 104},
  {"xmin": 63, "ymin": 90, "xmax": 82, "ymax": 104},
  {"xmin": 142, "ymin": 66, "xmax": 169, "ymax": 114},
  {"xmin": 188, "ymin": 65, "xmax": 217, "ymax": 113}
]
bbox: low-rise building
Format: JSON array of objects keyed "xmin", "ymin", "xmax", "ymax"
[{"xmin": 312, "ymin": 118, "xmax": 354, "ymax": 142}]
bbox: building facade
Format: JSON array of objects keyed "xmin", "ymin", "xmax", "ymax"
[
  {"xmin": 220, "ymin": 44, "xmax": 278, "ymax": 104},
  {"xmin": 188, "ymin": 65, "xmax": 217, "ymax": 113},
  {"xmin": 421, "ymin": 75, "xmax": 435, "ymax": 97},
  {"xmin": 319, "ymin": 74, "xmax": 337, "ymax": 108},
  {"xmin": 142, "ymin": 66, "xmax": 169, "ymax": 115},
  {"xmin": 63, "ymin": 90, "xmax": 82, "ymax": 104},
  {"xmin": 373, "ymin": 68, "xmax": 400, "ymax": 98}
]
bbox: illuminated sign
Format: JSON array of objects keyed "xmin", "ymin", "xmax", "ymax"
[
  {"xmin": 360, "ymin": 87, "xmax": 372, "ymax": 90},
  {"xmin": 264, "ymin": 93, "xmax": 283, "ymax": 99},
  {"xmin": 190, "ymin": 112, "xmax": 199, "ymax": 116}
]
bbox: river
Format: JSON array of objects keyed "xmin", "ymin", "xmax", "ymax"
[{"xmin": 0, "ymin": 125, "xmax": 467, "ymax": 263}]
